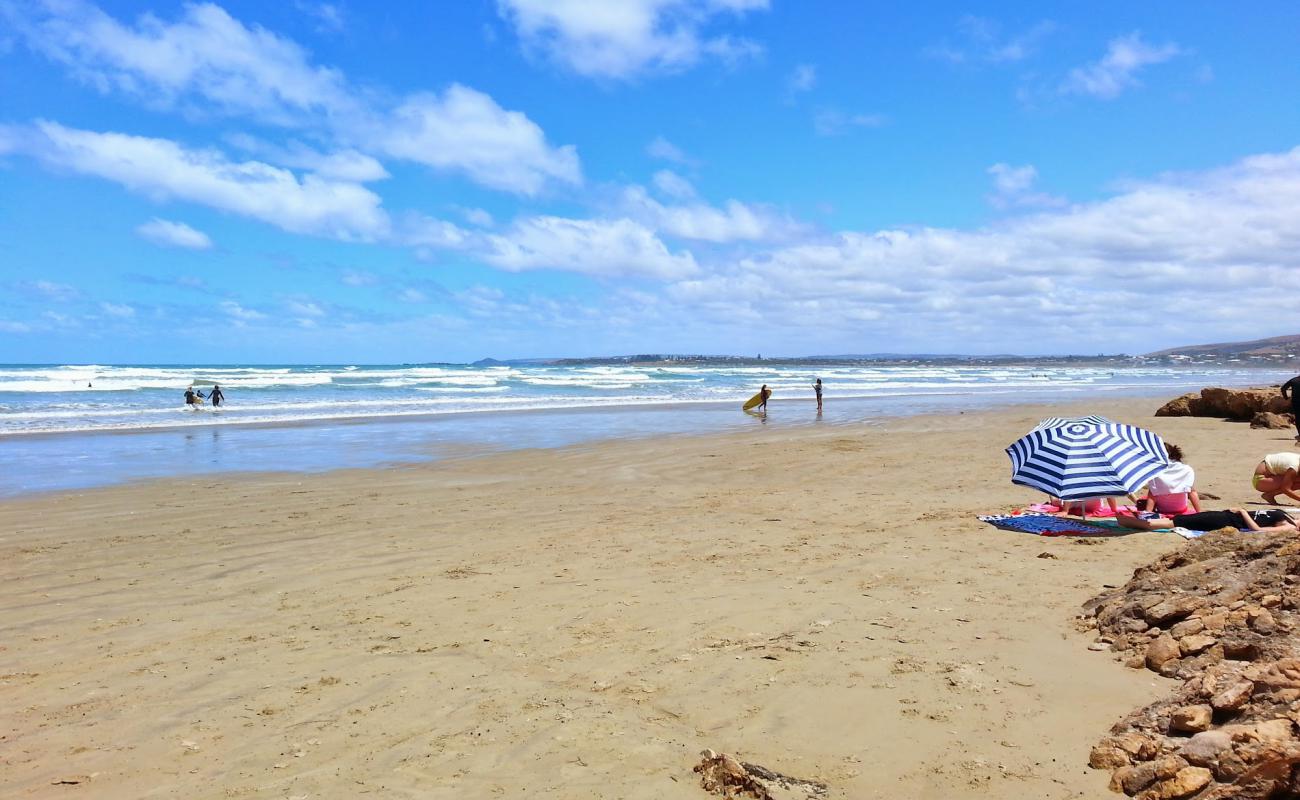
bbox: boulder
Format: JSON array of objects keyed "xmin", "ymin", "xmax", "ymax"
[
  {"xmin": 1156, "ymin": 387, "xmax": 1290, "ymax": 421},
  {"xmin": 1146, "ymin": 634, "xmax": 1182, "ymax": 670},
  {"xmin": 1210, "ymin": 681, "xmax": 1254, "ymax": 712},
  {"xmin": 1179, "ymin": 730, "xmax": 1232, "ymax": 767},
  {"xmin": 1134, "ymin": 766, "xmax": 1212, "ymax": 800},
  {"xmin": 1169, "ymin": 705, "xmax": 1213, "ymax": 734},
  {"xmin": 1179, "ymin": 635, "xmax": 1217, "ymax": 656},
  {"xmin": 1112, "ymin": 755, "xmax": 1188, "ymax": 795},
  {"xmin": 1250, "ymin": 411, "xmax": 1295, "ymax": 430}
]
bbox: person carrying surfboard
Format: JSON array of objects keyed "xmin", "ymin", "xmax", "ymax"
[{"xmin": 758, "ymin": 384, "xmax": 771, "ymax": 411}]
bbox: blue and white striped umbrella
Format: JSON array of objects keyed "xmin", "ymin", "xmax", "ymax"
[
  {"xmin": 1006, "ymin": 419, "xmax": 1170, "ymax": 500},
  {"xmin": 1033, "ymin": 415, "xmax": 1116, "ymax": 431}
]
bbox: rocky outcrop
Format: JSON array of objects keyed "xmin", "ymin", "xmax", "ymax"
[
  {"xmin": 1251, "ymin": 413, "xmax": 1295, "ymax": 431},
  {"xmin": 694, "ymin": 750, "xmax": 828, "ymax": 799},
  {"xmin": 1081, "ymin": 530, "xmax": 1300, "ymax": 797},
  {"xmin": 1156, "ymin": 387, "xmax": 1292, "ymax": 422}
]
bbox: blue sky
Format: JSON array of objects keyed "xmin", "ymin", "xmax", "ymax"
[{"xmin": 2, "ymin": 1, "xmax": 1299, "ymax": 363}]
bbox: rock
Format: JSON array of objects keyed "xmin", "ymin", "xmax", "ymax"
[
  {"xmin": 1211, "ymin": 681, "xmax": 1254, "ymax": 712},
  {"xmin": 1114, "ymin": 755, "xmax": 1188, "ymax": 795},
  {"xmin": 1155, "ymin": 393, "xmax": 1199, "ymax": 417},
  {"xmin": 1089, "ymin": 743, "xmax": 1132, "ymax": 770},
  {"xmin": 1169, "ymin": 705, "xmax": 1213, "ymax": 734},
  {"xmin": 1250, "ymin": 608, "xmax": 1277, "ymax": 634},
  {"xmin": 1170, "ymin": 618, "xmax": 1205, "ymax": 638},
  {"xmin": 1251, "ymin": 718, "xmax": 1295, "ymax": 742},
  {"xmin": 1179, "ymin": 635, "xmax": 1217, "ymax": 657},
  {"xmin": 1261, "ymin": 594, "xmax": 1283, "ymax": 608},
  {"xmin": 1147, "ymin": 634, "xmax": 1182, "ymax": 670},
  {"xmin": 1134, "ymin": 766, "xmax": 1213, "ymax": 800},
  {"xmin": 1144, "ymin": 597, "xmax": 1205, "ymax": 627},
  {"xmin": 1179, "ymin": 730, "xmax": 1232, "ymax": 767},
  {"xmin": 1250, "ymin": 411, "xmax": 1295, "ymax": 430},
  {"xmin": 1198, "ymin": 612, "xmax": 1228, "ymax": 633},
  {"xmin": 1112, "ymin": 732, "xmax": 1159, "ymax": 760}
]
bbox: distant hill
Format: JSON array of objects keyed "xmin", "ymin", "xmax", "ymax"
[{"xmin": 1148, "ymin": 334, "xmax": 1300, "ymax": 358}]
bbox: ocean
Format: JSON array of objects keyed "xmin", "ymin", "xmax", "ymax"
[{"xmin": 0, "ymin": 362, "xmax": 1287, "ymax": 496}]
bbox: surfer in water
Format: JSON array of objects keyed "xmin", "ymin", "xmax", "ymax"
[{"xmin": 209, "ymin": 384, "xmax": 225, "ymax": 407}]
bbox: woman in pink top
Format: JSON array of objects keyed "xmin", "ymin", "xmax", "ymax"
[{"xmin": 1141, "ymin": 443, "xmax": 1201, "ymax": 515}]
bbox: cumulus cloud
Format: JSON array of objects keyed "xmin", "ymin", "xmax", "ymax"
[
  {"xmin": 6, "ymin": 0, "xmax": 356, "ymax": 123},
  {"xmin": 660, "ymin": 146, "xmax": 1300, "ymax": 352},
  {"xmin": 651, "ymin": 169, "xmax": 696, "ymax": 200},
  {"xmin": 9, "ymin": 121, "xmax": 390, "ymax": 240},
  {"xmin": 481, "ymin": 216, "xmax": 698, "ymax": 279},
  {"xmin": 497, "ymin": 0, "xmax": 768, "ymax": 79},
  {"xmin": 220, "ymin": 300, "xmax": 267, "ymax": 323},
  {"xmin": 377, "ymin": 85, "xmax": 581, "ymax": 195},
  {"xmin": 15, "ymin": 279, "xmax": 79, "ymax": 301},
  {"xmin": 1062, "ymin": 32, "xmax": 1181, "ymax": 99},
  {"xmin": 621, "ymin": 185, "xmax": 804, "ymax": 243},
  {"xmin": 136, "ymin": 217, "xmax": 214, "ymax": 249},
  {"xmin": 986, "ymin": 163, "xmax": 1066, "ymax": 209},
  {"xmin": 5, "ymin": 1, "xmax": 581, "ymax": 195}
]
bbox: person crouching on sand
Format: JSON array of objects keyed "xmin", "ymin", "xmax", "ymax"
[{"xmin": 1254, "ymin": 452, "xmax": 1300, "ymax": 505}]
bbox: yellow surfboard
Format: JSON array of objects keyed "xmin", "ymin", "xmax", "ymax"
[{"xmin": 742, "ymin": 390, "xmax": 770, "ymax": 410}]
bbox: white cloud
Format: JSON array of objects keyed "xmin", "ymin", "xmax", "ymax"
[
  {"xmin": 11, "ymin": 121, "xmax": 390, "ymax": 240},
  {"xmin": 462, "ymin": 207, "xmax": 495, "ymax": 227},
  {"xmin": 0, "ymin": 320, "xmax": 33, "ymax": 333},
  {"xmin": 1062, "ymin": 32, "xmax": 1181, "ymax": 99},
  {"xmin": 651, "ymin": 169, "xmax": 695, "ymax": 200},
  {"xmin": 926, "ymin": 17, "xmax": 1055, "ymax": 65},
  {"xmin": 297, "ymin": 1, "xmax": 344, "ymax": 34},
  {"xmin": 622, "ymin": 185, "xmax": 803, "ymax": 243},
  {"xmin": 225, "ymin": 135, "xmax": 390, "ymax": 182},
  {"xmin": 482, "ymin": 216, "xmax": 698, "ymax": 279},
  {"xmin": 986, "ymin": 163, "xmax": 1066, "ymax": 209},
  {"xmin": 99, "ymin": 301, "xmax": 135, "ymax": 317},
  {"xmin": 7, "ymin": 0, "xmax": 356, "ymax": 123},
  {"xmin": 786, "ymin": 63, "xmax": 816, "ymax": 94},
  {"xmin": 497, "ymin": 0, "xmax": 768, "ymax": 79},
  {"xmin": 646, "ymin": 135, "xmax": 695, "ymax": 165},
  {"xmin": 136, "ymin": 217, "xmax": 214, "ymax": 249},
  {"xmin": 659, "ymin": 146, "xmax": 1300, "ymax": 351},
  {"xmin": 813, "ymin": 110, "xmax": 887, "ymax": 137},
  {"xmin": 220, "ymin": 300, "xmax": 267, "ymax": 322},
  {"xmin": 377, "ymin": 85, "xmax": 581, "ymax": 195},
  {"xmin": 6, "ymin": 1, "xmax": 581, "ymax": 196},
  {"xmin": 285, "ymin": 299, "xmax": 325, "ymax": 317}
]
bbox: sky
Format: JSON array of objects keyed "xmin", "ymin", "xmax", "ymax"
[{"xmin": 1, "ymin": 1, "xmax": 1299, "ymax": 364}]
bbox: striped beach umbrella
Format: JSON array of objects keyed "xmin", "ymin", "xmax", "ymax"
[
  {"xmin": 1006, "ymin": 419, "xmax": 1170, "ymax": 501},
  {"xmin": 1033, "ymin": 415, "xmax": 1116, "ymax": 430}
]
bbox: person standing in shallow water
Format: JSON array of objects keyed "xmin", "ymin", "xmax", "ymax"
[
  {"xmin": 1282, "ymin": 375, "xmax": 1300, "ymax": 442},
  {"xmin": 209, "ymin": 384, "xmax": 225, "ymax": 407},
  {"xmin": 813, "ymin": 378, "xmax": 823, "ymax": 413}
]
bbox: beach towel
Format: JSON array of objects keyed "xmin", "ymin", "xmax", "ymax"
[{"xmin": 977, "ymin": 513, "xmax": 1129, "ymax": 537}]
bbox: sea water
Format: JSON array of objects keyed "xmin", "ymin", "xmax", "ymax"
[{"xmin": 0, "ymin": 362, "xmax": 1289, "ymax": 496}]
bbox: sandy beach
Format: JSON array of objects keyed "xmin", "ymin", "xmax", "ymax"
[{"xmin": 3, "ymin": 397, "xmax": 1294, "ymax": 799}]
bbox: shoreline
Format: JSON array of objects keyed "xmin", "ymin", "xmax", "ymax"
[{"xmin": 0, "ymin": 385, "xmax": 1249, "ymax": 500}]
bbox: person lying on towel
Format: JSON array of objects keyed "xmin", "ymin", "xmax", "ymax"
[{"xmin": 1115, "ymin": 508, "xmax": 1296, "ymax": 533}]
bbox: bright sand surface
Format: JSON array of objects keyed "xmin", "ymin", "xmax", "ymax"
[{"xmin": 3, "ymin": 397, "xmax": 1295, "ymax": 799}]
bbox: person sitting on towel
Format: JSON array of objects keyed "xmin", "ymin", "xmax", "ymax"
[{"xmin": 1138, "ymin": 443, "xmax": 1201, "ymax": 515}]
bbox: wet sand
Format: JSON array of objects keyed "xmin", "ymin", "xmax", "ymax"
[{"xmin": 3, "ymin": 397, "xmax": 1290, "ymax": 798}]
